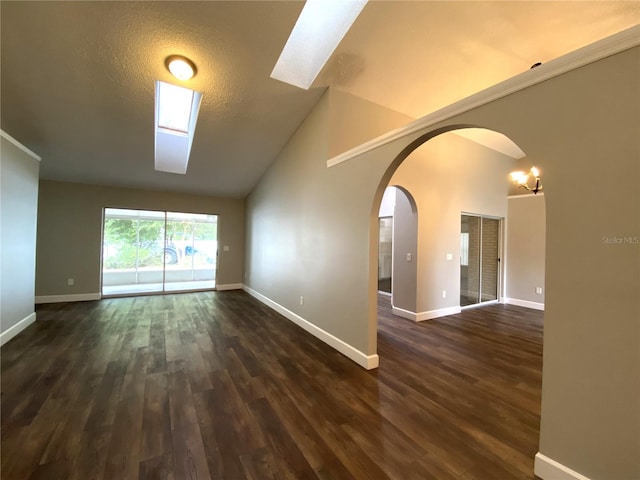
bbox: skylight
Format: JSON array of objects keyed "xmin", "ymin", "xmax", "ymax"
[
  {"xmin": 154, "ymin": 80, "xmax": 202, "ymax": 174},
  {"xmin": 271, "ymin": 0, "xmax": 368, "ymax": 90},
  {"xmin": 157, "ymin": 82, "xmax": 195, "ymax": 133}
]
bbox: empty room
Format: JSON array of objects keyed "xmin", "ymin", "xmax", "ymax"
[{"xmin": 1, "ymin": 2, "xmax": 638, "ymax": 479}]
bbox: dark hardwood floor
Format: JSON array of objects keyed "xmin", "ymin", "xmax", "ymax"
[{"xmin": 1, "ymin": 291, "xmax": 543, "ymax": 479}]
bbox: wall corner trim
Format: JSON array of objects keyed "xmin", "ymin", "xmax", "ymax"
[
  {"xmin": 505, "ymin": 297, "xmax": 544, "ymax": 311},
  {"xmin": 216, "ymin": 283, "xmax": 243, "ymax": 291},
  {"xmin": 35, "ymin": 293, "xmax": 101, "ymax": 304},
  {"xmin": 0, "ymin": 130, "xmax": 42, "ymax": 161},
  {"xmin": 534, "ymin": 452, "xmax": 592, "ymax": 480},
  {"xmin": 0, "ymin": 312, "xmax": 36, "ymax": 346},
  {"xmin": 326, "ymin": 25, "xmax": 640, "ymax": 168},
  {"xmin": 242, "ymin": 285, "xmax": 379, "ymax": 370}
]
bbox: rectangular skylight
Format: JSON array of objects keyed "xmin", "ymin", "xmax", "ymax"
[
  {"xmin": 157, "ymin": 82, "xmax": 194, "ymax": 134},
  {"xmin": 154, "ymin": 81, "xmax": 202, "ymax": 174},
  {"xmin": 271, "ymin": 0, "xmax": 368, "ymax": 90}
]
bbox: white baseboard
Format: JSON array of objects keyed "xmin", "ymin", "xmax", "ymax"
[
  {"xmin": 35, "ymin": 293, "xmax": 101, "ymax": 304},
  {"xmin": 216, "ymin": 283, "xmax": 243, "ymax": 291},
  {"xmin": 505, "ymin": 297, "xmax": 545, "ymax": 311},
  {"xmin": 1, "ymin": 312, "xmax": 36, "ymax": 346},
  {"xmin": 242, "ymin": 285, "xmax": 379, "ymax": 370},
  {"xmin": 391, "ymin": 305, "xmax": 417, "ymax": 321},
  {"xmin": 417, "ymin": 306, "xmax": 462, "ymax": 321},
  {"xmin": 392, "ymin": 305, "xmax": 462, "ymax": 322},
  {"xmin": 534, "ymin": 452, "xmax": 592, "ymax": 480}
]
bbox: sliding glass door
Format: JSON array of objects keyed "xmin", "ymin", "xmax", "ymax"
[
  {"xmin": 480, "ymin": 217, "xmax": 500, "ymax": 303},
  {"xmin": 164, "ymin": 211, "xmax": 218, "ymax": 292},
  {"xmin": 102, "ymin": 208, "xmax": 217, "ymax": 296},
  {"xmin": 460, "ymin": 214, "xmax": 500, "ymax": 307}
]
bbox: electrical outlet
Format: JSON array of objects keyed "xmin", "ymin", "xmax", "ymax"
[
  {"xmin": 406, "ymin": 253, "xmax": 412, "ymax": 262},
  {"xmin": 299, "ymin": 296, "xmax": 304, "ymax": 305},
  {"xmin": 67, "ymin": 278, "xmax": 74, "ymax": 286},
  {"xmin": 535, "ymin": 287, "xmax": 543, "ymax": 295},
  {"xmin": 223, "ymin": 245, "xmax": 230, "ymax": 251},
  {"xmin": 442, "ymin": 290, "xmax": 447, "ymax": 298},
  {"xmin": 446, "ymin": 253, "xmax": 453, "ymax": 261}
]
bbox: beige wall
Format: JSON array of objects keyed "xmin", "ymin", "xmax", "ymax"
[
  {"xmin": 329, "ymin": 89, "xmax": 414, "ymax": 158},
  {"xmin": 390, "ymin": 131, "xmax": 515, "ymax": 316},
  {"xmin": 36, "ymin": 180, "xmax": 245, "ymax": 297},
  {"xmin": 1, "ymin": 134, "xmax": 40, "ymax": 340},
  {"xmin": 245, "ymin": 90, "xmax": 387, "ymax": 358},
  {"xmin": 245, "ymin": 47, "xmax": 639, "ymax": 479},
  {"xmin": 506, "ymin": 195, "xmax": 546, "ymax": 306},
  {"xmin": 390, "ymin": 187, "xmax": 417, "ymax": 312}
]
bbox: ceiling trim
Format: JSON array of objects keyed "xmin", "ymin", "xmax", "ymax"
[
  {"xmin": 327, "ymin": 24, "xmax": 640, "ymax": 168},
  {"xmin": 0, "ymin": 130, "xmax": 42, "ymax": 162}
]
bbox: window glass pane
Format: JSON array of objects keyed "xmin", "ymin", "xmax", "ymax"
[
  {"xmin": 460, "ymin": 232, "xmax": 469, "ymax": 266},
  {"xmin": 157, "ymin": 81, "xmax": 194, "ymax": 133},
  {"xmin": 102, "ymin": 208, "xmax": 218, "ymax": 296},
  {"xmin": 164, "ymin": 212, "xmax": 217, "ymax": 292},
  {"xmin": 102, "ymin": 208, "xmax": 165, "ymax": 295},
  {"xmin": 460, "ymin": 215, "xmax": 481, "ymax": 306},
  {"xmin": 481, "ymin": 218, "xmax": 499, "ymax": 302}
]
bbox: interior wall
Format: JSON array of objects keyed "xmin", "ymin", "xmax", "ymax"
[
  {"xmin": 390, "ymin": 188, "xmax": 417, "ymax": 312},
  {"xmin": 245, "ymin": 90, "xmax": 403, "ymax": 362},
  {"xmin": 506, "ymin": 194, "xmax": 546, "ymax": 307},
  {"xmin": 389, "ymin": 132, "xmax": 515, "ymax": 316},
  {"xmin": 362, "ymin": 48, "xmax": 639, "ymax": 480},
  {"xmin": 1, "ymin": 133, "xmax": 40, "ymax": 342},
  {"xmin": 329, "ymin": 89, "xmax": 414, "ymax": 158},
  {"xmin": 36, "ymin": 180, "xmax": 245, "ymax": 298},
  {"xmin": 245, "ymin": 46, "xmax": 639, "ymax": 479}
]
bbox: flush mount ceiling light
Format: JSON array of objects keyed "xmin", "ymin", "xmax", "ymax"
[
  {"xmin": 165, "ymin": 55, "xmax": 197, "ymax": 81},
  {"xmin": 510, "ymin": 166, "xmax": 543, "ymax": 194},
  {"xmin": 271, "ymin": 0, "xmax": 368, "ymax": 89}
]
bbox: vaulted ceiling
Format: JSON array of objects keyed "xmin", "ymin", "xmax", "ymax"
[{"xmin": 1, "ymin": 1, "xmax": 637, "ymax": 197}]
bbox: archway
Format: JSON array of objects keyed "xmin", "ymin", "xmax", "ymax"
[
  {"xmin": 371, "ymin": 126, "xmax": 537, "ymax": 328},
  {"xmin": 376, "ymin": 185, "xmax": 418, "ymax": 304},
  {"xmin": 370, "ymin": 125, "xmax": 546, "ymax": 476}
]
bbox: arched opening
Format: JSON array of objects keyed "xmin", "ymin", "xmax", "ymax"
[
  {"xmin": 370, "ymin": 125, "xmax": 546, "ymax": 474},
  {"xmin": 372, "ymin": 126, "xmax": 544, "ymax": 324},
  {"xmin": 376, "ymin": 186, "xmax": 418, "ymax": 299}
]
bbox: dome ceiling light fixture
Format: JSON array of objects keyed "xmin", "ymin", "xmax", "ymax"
[{"xmin": 165, "ymin": 55, "xmax": 197, "ymax": 81}]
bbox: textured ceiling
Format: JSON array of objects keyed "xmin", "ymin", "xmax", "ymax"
[
  {"xmin": 1, "ymin": 1, "xmax": 638, "ymax": 197},
  {"xmin": 317, "ymin": 1, "xmax": 639, "ymax": 118}
]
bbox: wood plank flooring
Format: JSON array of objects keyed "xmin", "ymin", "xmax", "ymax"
[{"xmin": 1, "ymin": 291, "xmax": 543, "ymax": 479}]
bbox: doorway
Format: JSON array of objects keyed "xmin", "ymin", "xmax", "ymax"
[
  {"xmin": 378, "ymin": 217, "xmax": 393, "ymax": 293},
  {"xmin": 460, "ymin": 214, "xmax": 501, "ymax": 307},
  {"xmin": 101, "ymin": 208, "xmax": 218, "ymax": 296}
]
